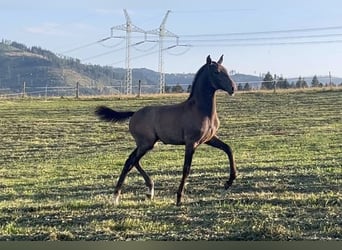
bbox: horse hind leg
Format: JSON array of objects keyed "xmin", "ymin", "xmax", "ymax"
[
  {"xmin": 135, "ymin": 162, "xmax": 154, "ymax": 200},
  {"xmin": 113, "ymin": 144, "xmax": 153, "ymax": 205},
  {"xmin": 113, "ymin": 148, "xmax": 138, "ymax": 206}
]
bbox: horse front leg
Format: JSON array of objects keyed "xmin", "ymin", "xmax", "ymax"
[
  {"xmin": 206, "ymin": 136, "xmax": 236, "ymax": 189},
  {"xmin": 176, "ymin": 144, "xmax": 195, "ymax": 206}
]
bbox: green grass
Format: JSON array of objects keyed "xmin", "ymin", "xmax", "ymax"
[{"xmin": 0, "ymin": 89, "xmax": 341, "ymax": 240}]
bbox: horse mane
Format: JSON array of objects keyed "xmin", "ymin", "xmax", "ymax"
[{"xmin": 187, "ymin": 64, "xmax": 208, "ymax": 100}]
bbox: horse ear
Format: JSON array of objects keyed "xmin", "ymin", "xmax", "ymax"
[
  {"xmin": 206, "ymin": 55, "xmax": 212, "ymax": 65},
  {"xmin": 218, "ymin": 55, "xmax": 224, "ymax": 64}
]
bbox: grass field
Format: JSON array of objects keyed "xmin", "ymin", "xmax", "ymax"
[{"xmin": 0, "ymin": 89, "xmax": 341, "ymax": 240}]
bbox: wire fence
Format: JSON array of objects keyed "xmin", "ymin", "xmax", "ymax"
[{"xmin": 0, "ymin": 79, "xmax": 341, "ymax": 99}]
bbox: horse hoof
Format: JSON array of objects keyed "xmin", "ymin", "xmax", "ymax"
[
  {"xmin": 113, "ymin": 194, "xmax": 120, "ymax": 206},
  {"xmin": 146, "ymin": 187, "xmax": 154, "ymax": 200},
  {"xmin": 224, "ymin": 180, "xmax": 234, "ymax": 190},
  {"xmin": 176, "ymin": 193, "xmax": 183, "ymax": 206}
]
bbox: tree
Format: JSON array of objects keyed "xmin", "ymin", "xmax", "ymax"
[
  {"xmin": 296, "ymin": 76, "xmax": 308, "ymax": 88},
  {"xmin": 165, "ymin": 85, "xmax": 171, "ymax": 93},
  {"xmin": 243, "ymin": 82, "xmax": 251, "ymax": 91},
  {"xmin": 171, "ymin": 84, "xmax": 184, "ymax": 93},
  {"xmin": 261, "ymin": 72, "xmax": 273, "ymax": 89},
  {"xmin": 237, "ymin": 83, "xmax": 244, "ymax": 91},
  {"xmin": 311, "ymin": 75, "xmax": 320, "ymax": 87},
  {"xmin": 296, "ymin": 77, "xmax": 302, "ymax": 88},
  {"xmin": 277, "ymin": 77, "xmax": 290, "ymax": 89},
  {"xmin": 10, "ymin": 41, "xmax": 28, "ymax": 51}
]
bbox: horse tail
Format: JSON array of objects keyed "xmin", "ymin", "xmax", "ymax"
[{"xmin": 95, "ymin": 106, "xmax": 134, "ymax": 123}]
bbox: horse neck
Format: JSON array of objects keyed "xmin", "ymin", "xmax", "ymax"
[{"xmin": 188, "ymin": 71, "xmax": 217, "ymax": 117}]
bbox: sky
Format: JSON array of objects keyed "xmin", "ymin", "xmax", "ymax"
[{"xmin": 1, "ymin": 0, "xmax": 342, "ymax": 78}]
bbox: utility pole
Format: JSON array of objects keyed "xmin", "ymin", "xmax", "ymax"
[
  {"xmin": 111, "ymin": 9, "xmax": 146, "ymax": 95},
  {"xmin": 147, "ymin": 10, "xmax": 179, "ymax": 94}
]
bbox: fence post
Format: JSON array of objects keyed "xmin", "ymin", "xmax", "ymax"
[
  {"xmin": 76, "ymin": 82, "xmax": 79, "ymax": 99},
  {"xmin": 22, "ymin": 81, "xmax": 26, "ymax": 98},
  {"xmin": 138, "ymin": 80, "xmax": 141, "ymax": 97}
]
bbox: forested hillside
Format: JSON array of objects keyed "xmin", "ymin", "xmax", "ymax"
[
  {"xmin": 0, "ymin": 40, "xmax": 127, "ymax": 95},
  {"xmin": 3, "ymin": 39, "xmax": 319, "ymax": 95}
]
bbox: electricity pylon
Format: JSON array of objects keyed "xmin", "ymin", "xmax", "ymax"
[
  {"xmin": 147, "ymin": 10, "xmax": 179, "ymax": 93},
  {"xmin": 111, "ymin": 9, "xmax": 146, "ymax": 94}
]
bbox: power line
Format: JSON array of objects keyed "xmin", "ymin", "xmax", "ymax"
[
  {"xmin": 173, "ymin": 8, "xmax": 256, "ymax": 14},
  {"xmin": 81, "ymin": 39, "xmax": 155, "ymax": 61},
  {"xmin": 175, "ymin": 33, "xmax": 342, "ymax": 44},
  {"xmin": 187, "ymin": 39, "xmax": 342, "ymax": 48},
  {"xmin": 178, "ymin": 25, "xmax": 342, "ymax": 38},
  {"xmin": 60, "ymin": 37, "xmax": 112, "ymax": 54},
  {"xmin": 60, "ymin": 24, "xmax": 342, "ymax": 56},
  {"xmin": 67, "ymin": 37, "xmax": 342, "ymax": 67},
  {"xmin": 98, "ymin": 38, "xmax": 125, "ymax": 48},
  {"xmin": 111, "ymin": 44, "xmax": 180, "ymax": 66},
  {"xmin": 56, "ymin": 16, "xmax": 342, "ymax": 80}
]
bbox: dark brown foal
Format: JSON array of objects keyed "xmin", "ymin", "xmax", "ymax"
[{"xmin": 95, "ymin": 55, "xmax": 237, "ymax": 206}]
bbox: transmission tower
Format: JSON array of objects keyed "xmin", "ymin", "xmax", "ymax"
[
  {"xmin": 147, "ymin": 10, "xmax": 179, "ymax": 93},
  {"xmin": 111, "ymin": 9, "xmax": 146, "ymax": 94}
]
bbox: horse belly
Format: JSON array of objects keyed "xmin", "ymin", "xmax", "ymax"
[
  {"xmin": 157, "ymin": 121, "xmax": 185, "ymax": 145},
  {"xmin": 159, "ymin": 134, "xmax": 185, "ymax": 145},
  {"xmin": 158, "ymin": 112, "xmax": 215, "ymax": 146}
]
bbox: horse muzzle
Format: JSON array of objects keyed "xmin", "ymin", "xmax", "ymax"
[{"xmin": 229, "ymin": 82, "xmax": 237, "ymax": 96}]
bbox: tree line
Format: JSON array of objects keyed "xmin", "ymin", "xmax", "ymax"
[
  {"xmin": 237, "ymin": 72, "xmax": 339, "ymax": 91},
  {"xmin": 169, "ymin": 71, "xmax": 339, "ymax": 94},
  {"xmin": 260, "ymin": 72, "xmax": 323, "ymax": 90}
]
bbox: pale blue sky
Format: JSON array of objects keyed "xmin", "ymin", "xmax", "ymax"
[{"xmin": 1, "ymin": 0, "xmax": 342, "ymax": 78}]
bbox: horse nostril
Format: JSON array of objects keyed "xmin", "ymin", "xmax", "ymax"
[{"xmin": 232, "ymin": 82, "xmax": 237, "ymax": 93}]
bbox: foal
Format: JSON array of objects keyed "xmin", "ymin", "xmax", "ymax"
[{"xmin": 96, "ymin": 55, "xmax": 237, "ymax": 206}]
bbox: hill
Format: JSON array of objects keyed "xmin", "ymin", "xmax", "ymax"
[
  {"xmin": 0, "ymin": 40, "xmax": 127, "ymax": 95},
  {"xmin": 0, "ymin": 40, "xmax": 299, "ymax": 95},
  {"xmin": 0, "ymin": 40, "xmax": 201, "ymax": 95}
]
